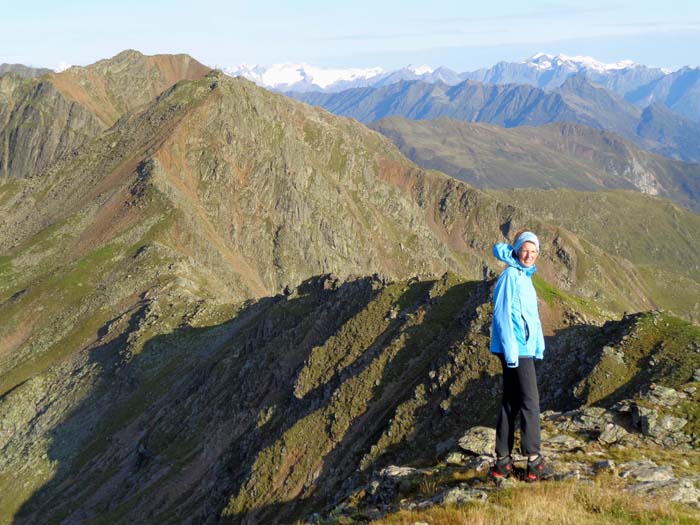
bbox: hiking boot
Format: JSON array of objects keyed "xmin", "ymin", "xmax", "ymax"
[
  {"xmin": 488, "ymin": 455, "xmax": 514, "ymax": 481},
  {"xmin": 525, "ymin": 455, "xmax": 552, "ymax": 482}
]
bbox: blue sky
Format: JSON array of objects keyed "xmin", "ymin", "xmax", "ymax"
[{"xmin": 3, "ymin": 0, "xmax": 700, "ymax": 71}]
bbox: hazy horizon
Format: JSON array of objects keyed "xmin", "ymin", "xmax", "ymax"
[{"xmin": 3, "ymin": 0, "xmax": 699, "ymax": 72}]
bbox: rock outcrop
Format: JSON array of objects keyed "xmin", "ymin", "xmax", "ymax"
[{"xmin": 316, "ymin": 379, "xmax": 700, "ymax": 524}]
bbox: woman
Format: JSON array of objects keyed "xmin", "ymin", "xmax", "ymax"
[{"xmin": 488, "ymin": 230, "xmax": 549, "ymax": 482}]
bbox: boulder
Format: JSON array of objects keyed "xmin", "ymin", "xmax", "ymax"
[
  {"xmin": 593, "ymin": 459, "xmax": 616, "ymax": 472},
  {"xmin": 457, "ymin": 426, "xmax": 496, "ymax": 456},
  {"xmin": 444, "ymin": 452, "xmax": 468, "ymax": 465},
  {"xmin": 646, "ymin": 385, "xmax": 682, "ymax": 407},
  {"xmin": 627, "ymin": 477, "xmax": 700, "ymax": 508},
  {"xmin": 577, "ymin": 407, "xmax": 613, "ymax": 431},
  {"xmin": 435, "ymin": 485, "xmax": 488, "ymax": 505},
  {"xmin": 380, "ymin": 465, "xmax": 419, "ymax": 479},
  {"xmin": 659, "ymin": 416, "xmax": 688, "ymax": 433},
  {"xmin": 542, "ymin": 434, "xmax": 586, "ymax": 450},
  {"xmin": 619, "ymin": 460, "xmax": 674, "ymax": 482},
  {"xmin": 598, "ymin": 423, "xmax": 631, "ymax": 445}
]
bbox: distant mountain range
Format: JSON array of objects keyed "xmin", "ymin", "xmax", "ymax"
[
  {"xmin": 462, "ymin": 53, "xmax": 666, "ymax": 93},
  {"xmin": 8, "ymin": 53, "xmax": 699, "ymax": 124},
  {"xmin": 226, "ymin": 54, "xmax": 669, "ymax": 94},
  {"xmin": 223, "ymin": 63, "xmax": 461, "ymax": 93},
  {"xmin": 228, "ymin": 53, "xmax": 700, "ymax": 124},
  {"xmin": 289, "ymin": 74, "xmax": 700, "ymax": 162}
]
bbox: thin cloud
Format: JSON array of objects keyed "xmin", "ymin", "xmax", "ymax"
[
  {"xmin": 320, "ymin": 31, "xmax": 431, "ymax": 41},
  {"xmin": 603, "ymin": 20, "xmax": 700, "ymax": 28},
  {"xmin": 318, "ymin": 27, "xmax": 509, "ymax": 42},
  {"xmin": 428, "ymin": 4, "xmax": 623, "ymax": 25},
  {"xmin": 317, "ymin": 3, "xmax": 622, "ymax": 43}
]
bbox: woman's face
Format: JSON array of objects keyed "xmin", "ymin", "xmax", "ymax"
[{"xmin": 517, "ymin": 241, "xmax": 538, "ymax": 267}]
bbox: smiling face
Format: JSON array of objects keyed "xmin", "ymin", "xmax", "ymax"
[{"xmin": 517, "ymin": 241, "xmax": 539, "ymax": 267}]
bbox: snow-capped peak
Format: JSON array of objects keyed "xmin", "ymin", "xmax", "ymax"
[
  {"xmin": 407, "ymin": 64, "xmax": 434, "ymax": 75},
  {"xmin": 524, "ymin": 53, "xmax": 638, "ymax": 72},
  {"xmin": 224, "ymin": 63, "xmax": 385, "ymax": 90}
]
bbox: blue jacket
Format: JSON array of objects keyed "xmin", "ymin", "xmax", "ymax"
[{"xmin": 489, "ymin": 243, "xmax": 545, "ymax": 368}]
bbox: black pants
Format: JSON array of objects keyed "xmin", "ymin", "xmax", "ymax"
[{"xmin": 495, "ymin": 355, "xmax": 541, "ymax": 457}]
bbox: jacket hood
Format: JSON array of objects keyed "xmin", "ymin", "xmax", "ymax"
[{"xmin": 493, "ymin": 242, "xmax": 537, "ymax": 276}]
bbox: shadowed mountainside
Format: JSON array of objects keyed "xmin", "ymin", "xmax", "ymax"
[
  {"xmin": 2, "ymin": 71, "xmax": 665, "ymax": 413},
  {"xmin": 4, "ymin": 272, "xmax": 699, "ymax": 524}
]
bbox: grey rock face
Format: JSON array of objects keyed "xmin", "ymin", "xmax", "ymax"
[
  {"xmin": 0, "ymin": 75, "xmax": 103, "ymax": 179},
  {"xmin": 619, "ymin": 460, "xmax": 674, "ymax": 482},
  {"xmin": 659, "ymin": 416, "xmax": 688, "ymax": 433},
  {"xmin": 647, "ymin": 385, "xmax": 683, "ymax": 407},
  {"xmin": 379, "ymin": 465, "xmax": 421, "ymax": 479},
  {"xmin": 542, "ymin": 434, "xmax": 586, "ymax": 450},
  {"xmin": 593, "ymin": 459, "xmax": 616, "ymax": 472},
  {"xmin": 632, "ymin": 405, "xmax": 660, "ymax": 436},
  {"xmin": 444, "ymin": 451, "xmax": 468, "ymax": 465}
]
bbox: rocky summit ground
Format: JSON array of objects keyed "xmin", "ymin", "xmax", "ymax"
[{"xmin": 304, "ymin": 378, "xmax": 700, "ymax": 525}]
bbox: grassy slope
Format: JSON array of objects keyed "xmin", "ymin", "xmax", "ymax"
[
  {"xmin": 370, "ymin": 116, "xmax": 700, "ymax": 210},
  {"xmin": 490, "ymin": 188, "xmax": 700, "ymax": 318},
  {"xmin": 371, "ymin": 477, "xmax": 700, "ymax": 525}
]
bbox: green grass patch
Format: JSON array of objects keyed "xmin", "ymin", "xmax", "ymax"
[
  {"xmin": 0, "ymin": 255, "xmax": 12, "ymax": 278},
  {"xmin": 533, "ymin": 274, "xmax": 599, "ymax": 317},
  {"xmin": 293, "ymin": 281, "xmax": 423, "ymax": 398},
  {"xmin": 579, "ymin": 312, "xmax": 700, "ymax": 408},
  {"xmin": 0, "ymin": 243, "xmax": 123, "ymax": 394},
  {"xmin": 370, "ymin": 476, "xmax": 700, "ymax": 525}
]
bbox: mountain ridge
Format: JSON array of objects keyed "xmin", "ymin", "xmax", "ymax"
[
  {"xmin": 49, "ymin": 49, "xmax": 212, "ymax": 128},
  {"xmin": 0, "ymin": 63, "xmax": 53, "ymax": 79}
]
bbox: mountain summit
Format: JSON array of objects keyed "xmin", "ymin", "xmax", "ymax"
[
  {"xmin": 48, "ymin": 49, "xmax": 212, "ymax": 127},
  {"xmin": 0, "ymin": 50, "xmax": 211, "ymax": 179}
]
